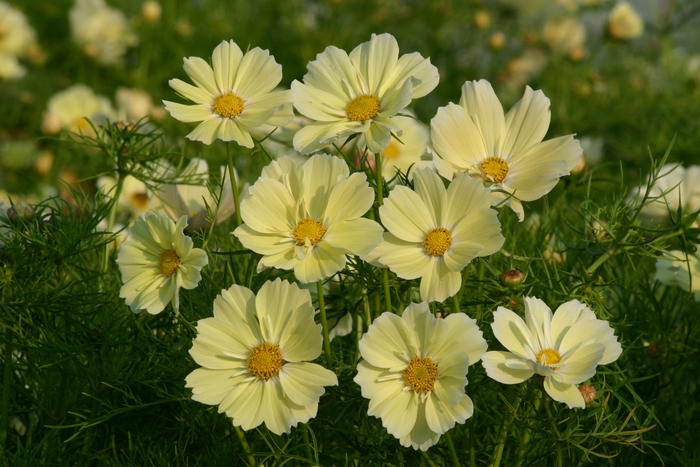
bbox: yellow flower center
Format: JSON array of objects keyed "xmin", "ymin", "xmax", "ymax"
[
  {"xmin": 346, "ymin": 94, "xmax": 381, "ymax": 122},
  {"xmin": 75, "ymin": 117, "xmax": 92, "ymax": 133},
  {"xmin": 479, "ymin": 156, "xmax": 509, "ymax": 183},
  {"xmin": 403, "ymin": 356, "xmax": 438, "ymax": 394},
  {"xmin": 422, "ymin": 227, "xmax": 452, "ymax": 256},
  {"xmin": 248, "ymin": 342, "xmax": 285, "ymax": 380},
  {"xmin": 382, "ymin": 140, "xmax": 401, "ymax": 160},
  {"xmin": 130, "ymin": 192, "xmax": 149, "ymax": 211},
  {"xmin": 536, "ymin": 348, "xmax": 562, "ymax": 367},
  {"xmin": 292, "ymin": 217, "xmax": 326, "ymax": 246},
  {"xmin": 212, "ymin": 92, "xmax": 245, "ymax": 119},
  {"xmin": 159, "ymin": 249, "xmax": 181, "ymax": 277}
]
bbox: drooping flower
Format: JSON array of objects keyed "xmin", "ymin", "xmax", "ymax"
[
  {"xmin": 185, "ymin": 279, "xmax": 338, "ymax": 435},
  {"xmin": 371, "ymin": 168, "xmax": 504, "ymax": 303},
  {"xmin": 69, "ymin": 0, "xmax": 138, "ymax": 65},
  {"xmin": 163, "ymin": 40, "xmax": 293, "ymax": 146},
  {"xmin": 431, "ymin": 79, "xmax": 582, "ymax": 221},
  {"xmin": 655, "ymin": 250, "xmax": 700, "ymax": 301},
  {"xmin": 628, "ymin": 163, "xmax": 700, "ymax": 227},
  {"xmin": 482, "ymin": 297, "xmax": 622, "ymax": 409},
  {"xmin": 233, "ymin": 154, "xmax": 383, "ymax": 283},
  {"xmin": 354, "ymin": 302, "xmax": 487, "ymax": 450},
  {"xmin": 607, "ymin": 1, "xmax": 644, "ymax": 40},
  {"xmin": 292, "ymin": 33, "xmax": 439, "ymax": 154},
  {"xmin": 116, "ymin": 211, "xmax": 208, "ymax": 314}
]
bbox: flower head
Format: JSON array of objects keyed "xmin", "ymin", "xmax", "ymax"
[
  {"xmin": 655, "ymin": 250, "xmax": 700, "ymax": 301},
  {"xmin": 354, "ymin": 303, "xmax": 487, "ymax": 450},
  {"xmin": 42, "ymin": 84, "xmax": 115, "ymax": 135},
  {"xmin": 372, "ymin": 168, "xmax": 504, "ymax": 303},
  {"xmin": 431, "ymin": 79, "xmax": 582, "ymax": 221},
  {"xmin": 164, "ymin": 40, "xmax": 293, "ymax": 146},
  {"xmin": 233, "ymin": 154, "xmax": 383, "ymax": 283},
  {"xmin": 116, "ymin": 211, "xmax": 208, "ymax": 314},
  {"xmin": 69, "ymin": 0, "xmax": 138, "ymax": 65},
  {"xmin": 185, "ymin": 279, "xmax": 338, "ymax": 435},
  {"xmin": 482, "ymin": 297, "xmax": 622, "ymax": 408},
  {"xmin": 292, "ymin": 33, "xmax": 439, "ymax": 154},
  {"xmin": 608, "ymin": 1, "xmax": 644, "ymax": 40},
  {"xmin": 0, "ymin": 1, "xmax": 37, "ymax": 79}
]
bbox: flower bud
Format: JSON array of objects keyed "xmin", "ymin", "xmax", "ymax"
[
  {"xmin": 500, "ymin": 269, "xmax": 524, "ymax": 288},
  {"xmin": 579, "ymin": 384, "xmax": 596, "ymax": 403}
]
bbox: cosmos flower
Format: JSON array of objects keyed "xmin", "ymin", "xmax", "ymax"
[
  {"xmin": 482, "ymin": 297, "xmax": 622, "ymax": 409},
  {"xmin": 354, "ymin": 302, "xmax": 487, "ymax": 450},
  {"xmin": 116, "ymin": 211, "xmax": 208, "ymax": 314},
  {"xmin": 164, "ymin": 40, "xmax": 293, "ymax": 146},
  {"xmin": 655, "ymin": 250, "xmax": 700, "ymax": 301},
  {"xmin": 233, "ymin": 154, "xmax": 383, "ymax": 283},
  {"xmin": 608, "ymin": 1, "xmax": 644, "ymax": 40},
  {"xmin": 69, "ymin": 0, "xmax": 138, "ymax": 65},
  {"xmin": 431, "ymin": 79, "xmax": 582, "ymax": 221},
  {"xmin": 185, "ymin": 279, "xmax": 338, "ymax": 435},
  {"xmin": 41, "ymin": 84, "xmax": 114, "ymax": 135},
  {"xmin": 371, "ymin": 168, "xmax": 504, "ymax": 303},
  {"xmin": 292, "ymin": 33, "xmax": 439, "ymax": 154}
]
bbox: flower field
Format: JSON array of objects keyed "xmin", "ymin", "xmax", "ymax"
[{"xmin": 1, "ymin": 0, "xmax": 700, "ymax": 465}]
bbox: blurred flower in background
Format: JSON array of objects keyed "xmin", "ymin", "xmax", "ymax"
[
  {"xmin": 42, "ymin": 84, "xmax": 114, "ymax": 135},
  {"xmin": 0, "ymin": 1, "xmax": 37, "ymax": 79},
  {"xmin": 607, "ymin": 1, "xmax": 644, "ymax": 40},
  {"xmin": 69, "ymin": 0, "xmax": 138, "ymax": 65},
  {"xmin": 629, "ymin": 164, "xmax": 700, "ymax": 227},
  {"xmin": 656, "ymin": 250, "xmax": 700, "ymax": 301}
]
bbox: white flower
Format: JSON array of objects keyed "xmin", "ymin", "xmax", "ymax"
[
  {"xmin": 153, "ymin": 158, "xmax": 239, "ymax": 231},
  {"xmin": 655, "ymin": 250, "xmax": 700, "ymax": 301},
  {"xmin": 116, "ymin": 211, "xmax": 208, "ymax": 314},
  {"xmin": 163, "ymin": 40, "xmax": 293, "ymax": 146},
  {"xmin": 185, "ymin": 279, "xmax": 338, "ymax": 435},
  {"xmin": 0, "ymin": 2, "xmax": 36, "ymax": 57},
  {"xmin": 292, "ymin": 33, "xmax": 439, "ymax": 154},
  {"xmin": 354, "ymin": 302, "xmax": 486, "ymax": 450},
  {"xmin": 608, "ymin": 1, "xmax": 644, "ymax": 40},
  {"xmin": 115, "ymin": 87, "xmax": 156, "ymax": 123},
  {"xmin": 431, "ymin": 79, "xmax": 582, "ymax": 221},
  {"xmin": 69, "ymin": 0, "xmax": 137, "ymax": 65},
  {"xmin": 234, "ymin": 154, "xmax": 383, "ymax": 283},
  {"xmin": 628, "ymin": 163, "xmax": 700, "ymax": 227},
  {"xmin": 542, "ymin": 16, "xmax": 586, "ymax": 56},
  {"xmin": 97, "ymin": 174, "xmax": 151, "ymax": 217},
  {"xmin": 41, "ymin": 84, "xmax": 115, "ymax": 134},
  {"xmin": 356, "ymin": 111, "xmax": 432, "ymax": 183},
  {"xmin": 0, "ymin": 54, "xmax": 25, "ymax": 80},
  {"xmin": 371, "ymin": 168, "xmax": 504, "ymax": 303},
  {"xmin": 482, "ymin": 297, "xmax": 622, "ymax": 409}
]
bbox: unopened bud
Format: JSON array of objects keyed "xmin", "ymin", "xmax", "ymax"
[
  {"xmin": 7, "ymin": 201, "xmax": 34, "ymax": 223},
  {"xmin": 500, "ymin": 269, "xmax": 524, "ymax": 288},
  {"xmin": 579, "ymin": 384, "xmax": 596, "ymax": 403}
]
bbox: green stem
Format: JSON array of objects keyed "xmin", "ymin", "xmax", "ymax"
[
  {"xmin": 452, "ymin": 293, "xmax": 461, "ymax": 314},
  {"xmin": 516, "ymin": 389, "xmax": 542, "ymax": 465},
  {"xmin": 382, "ymin": 269, "xmax": 392, "ymax": 312},
  {"xmin": 234, "ymin": 425, "xmax": 256, "ymax": 467},
  {"xmin": 375, "ymin": 151, "xmax": 384, "ymax": 206},
  {"xmin": 445, "ymin": 430, "xmax": 461, "ymax": 467},
  {"xmin": 468, "ymin": 414, "xmax": 476, "ymax": 467},
  {"xmin": 362, "ymin": 288, "xmax": 372, "ymax": 330},
  {"xmin": 0, "ymin": 327, "xmax": 12, "ymax": 448},
  {"xmin": 317, "ymin": 281, "xmax": 333, "ymax": 368},
  {"xmin": 201, "ymin": 270, "xmax": 222, "ymax": 292},
  {"xmin": 227, "ymin": 143, "xmax": 243, "ymax": 226},
  {"xmin": 302, "ymin": 425, "xmax": 313, "ymax": 462},
  {"xmin": 101, "ymin": 174, "xmax": 124, "ymax": 281},
  {"xmin": 489, "ymin": 396, "xmax": 521, "ymax": 467},
  {"xmin": 543, "ymin": 393, "xmax": 563, "ymax": 467}
]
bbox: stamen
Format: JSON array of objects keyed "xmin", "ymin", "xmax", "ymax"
[
  {"xmin": 159, "ymin": 249, "xmax": 181, "ymax": 277},
  {"xmin": 212, "ymin": 92, "xmax": 245, "ymax": 119},
  {"xmin": 479, "ymin": 156, "xmax": 509, "ymax": 183},
  {"xmin": 403, "ymin": 356, "xmax": 438, "ymax": 394},
  {"xmin": 346, "ymin": 94, "xmax": 381, "ymax": 122},
  {"xmin": 292, "ymin": 217, "xmax": 326, "ymax": 246},
  {"xmin": 422, "ymin": 228, "xmax": 453, "ymax": 256},
  {"xmin": 247, "ymin": 342, "xmax": 285, "ymax": 380}
]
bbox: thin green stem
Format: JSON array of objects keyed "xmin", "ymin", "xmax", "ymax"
[
  {"xmin": 468, "ymin": 415, "xmax": 476, "ymax": 467},
  {"xmin": 101, "ymin": 174, "xmax": 124, "ymax": 281},
  {"xmin": 234, "ymin": 425, "xmax": 256, "ymax": 467},
  {"xmin": 445, "ymin": 430, "xmax": 461, "ymax": 467},
  {"xmin": 201, "ymin": 270, "xmax": 222, "ymax": 292},
  {"xmin": 317, "ymin": 281, "xmax": 333, "ymax": 368},
  {"xmin": 375, "ymin": 151, "xmax": 384, "ymax": 206},
  {"xmin": 382, "ymin": 269, "xmax": 392, "ymax": 312},
  {"xmin": 302, "ymin": 425, "xmax": 313, "ymax": 462},
  {"xmin": 227, "ymin": 143, "xmax": 243, "ymax": 226},
  {"xmin": 362, "ymin": 288, "xmax": 372, "ymax": 330},
  {"xmin": 543, "ymin": 393, "xmax": 563, "ymax": 466},
  {"xmin": 489, "ymin": 396, "xmax": 521, "ymax": 467},
  {"xmin": 452, "ymin": 293, "xmax": 461, "ymax": 314},
  {"xmin": 420, "ymin": 451, "xmax": 439, "ymax": 467}
]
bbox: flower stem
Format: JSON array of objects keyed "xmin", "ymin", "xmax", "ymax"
[
  {"xmin": 382, "ymin": 269, "xmax": 392, "ymax": 312},
  {"xmin": 468, "ymin": 415, "xmax": 476, "ymax": 467},
  {"xmin": 302, "ymin": 425, "xmax": 313, "ymax": 462},
  {"xmin": 452, "ymin": 293, "xmax": 461, "ymax": 314},
  {"xmin": 101, "ymin": 173, "xmax": 124, "ymax": 282},
  {"xmin": 489, "ymin": 396, "xmax": 521, "ymax": 467},
  {"xmin": 317, "ymin": 281, "xmax": 333, "ymax": 368},
  {"xmin": 543, "ymin": 392, "xmax": 564, "ymax": 467},
  {"xmin": 227, "ymin": 142, "xmax": 243, "ymax": 226},
  {"xmin": 445, "ymin": 430, "xmax": 461, "ymax": 467},
  {"xmin": 234, "ymin": 425, "xmax": 256, "ymax": 467},
  {"xmin": 375, "ymin": 151, "xmax": 384, "ymax": 206}
]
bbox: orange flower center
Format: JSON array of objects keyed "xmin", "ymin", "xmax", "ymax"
[
  {"xmin": 346, "ymin": 94, "xmax": 381, "ymax": 122},
  {"xmin": 248, "ymin": 342, "xmax": 285, "ymax": 380}
]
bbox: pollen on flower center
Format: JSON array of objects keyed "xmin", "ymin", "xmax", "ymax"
[
  {"xmin": 403, "ymin": 356, "xmax": 438, "ymax": 394},
  {"xmin": 212, "ymin": 92, "xmax": 245, "ymax": 119},
  {"xmin": 159, "ymin": 249, "xmax": 181, "ymax": 277},
  {"xmin": 479, "ymin": 156, "xmax": 509, "ymax": 183},
  {"xmin": 130, "ymin": 192, "xmax": 149, "ymax": 211},
  {"xmin": 346, "ymin": 94, "xmax": 381, "ymax": 122},
  {"xmin": 248, "ymin": 342, "xmax": 285, "ymax": 380},
  {"xmin": 536, "ymin": 348, "xmax": 562, "ymax": 367},
  {"xmin": 422, "ymin": 227, "xmax": 453, "ymax": 256},
  {"xmin": 292, "ymin": 217, "xmax": 326, "ymax": 246}
]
